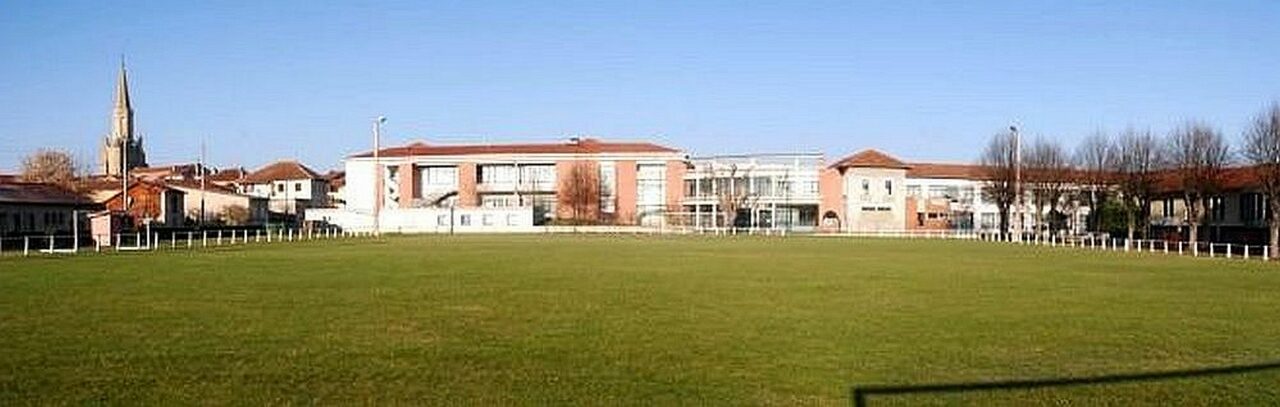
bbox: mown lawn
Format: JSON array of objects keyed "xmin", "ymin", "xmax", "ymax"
[{"xmin": 1, "ymin": 235, "xmax": 1278, "ymax": 405}]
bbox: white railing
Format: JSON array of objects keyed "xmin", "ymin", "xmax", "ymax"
[
  {"xmin": 0, "ymin": 227, "xmax": 372, "ymax": 258},
  {"xmin": 972, "ymin": 233, "xmax": 1272, "ymax": 262}
]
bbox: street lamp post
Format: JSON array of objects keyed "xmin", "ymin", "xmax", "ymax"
[
  {"xmin": 372, "ymin": 116, "xmax": 386, "ymax": 236},
  {"xmin": 1011, "ymin": 124, "xmax": 1022, "ymax": 242}
]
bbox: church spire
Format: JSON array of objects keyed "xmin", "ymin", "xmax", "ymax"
[
  {"xmin": 100, "ymin": 58, "xmax": 146, "ymax": 176},
  {"xmin": 112, "ymin": 57, "xmax": 133, "ymax": 142}
]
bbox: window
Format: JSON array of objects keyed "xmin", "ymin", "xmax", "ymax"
[
  {"xmin": 507, "ymin": 214, "xmax": 521, "ymax": 226},
  {"xmin": 481, "ymin": 194, "xmax": 518, "ymax": 208},
  {"xmin": 1208, "ymin": 196, "xmax": 1225, "ymax": 222},
  {"xmin": 519, "ymin": 165, "xmax": 556, "ymax": 188},
  {"xmin": 906, "ymin": 185, "xmax": 921, "ymax": 197},
  {"xmin": 482, "ymin": 214, "xmax": 494, "ymax": 226},
  {"xmin": 421, "ymin": 166, "xmax": 459, "ymax": 188},
  {"xmin": 599, "ymin": 161, "xmax": 616, "ymax": 213},
  {"xmin": 294, "ymin": 182, "xmax": 302, "ymax": 192},
  {"xmin": 1241, "ymin": 193, "xmax": 1266, "ymax": 222},
  {"xmin": 1162, "ymin": 198, "xmax": 1175, "ymax": 217},
  {"xmin": 276, "ymin": 184, "xmax": 284, "ymax": 192},
  {"xmin": 861, "ymin": 179, "xmax": 870, "ymax": 194},
  {"xmin": 436, "ymin": 214, "xmax": 449, "ymax": 226},
  {"xmin": 478, "ymin": 165, "xmax": 517, "ymax": 184},
  {"xmin": 884, "ymin": 180, "xmax": 893, "ymax": 196},
  {"xmin": 459, "ymin": 214, "xmax": 471, "ymax": 226}
]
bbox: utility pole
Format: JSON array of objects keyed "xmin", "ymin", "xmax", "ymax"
[
  {"xmin": 199, "ymin": 136, "xmax": 207, "ymax": 227},
  {"xmin": 1011, "ymin": 124, "xmax": 1022, "ymax": 241},
  {"xmin": 372, "ymin": 116, "xmax": 386, "ymax": 236}
]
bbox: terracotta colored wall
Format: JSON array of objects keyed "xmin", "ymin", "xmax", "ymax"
[
  {"xmin": 818, "ymin": 167, "xmax": 845, "ymax": 232},
  {"xmin": 456, "ymin": 163, "xmax": 478, "ymax": 208},
  {"xmin": 615, "ymin": 160, "xmax": 637, "ymax": 225},
  {"xmin": 398, "ymin": 163, "xmax": 417, "ymax": 208},
  {"xmin": 555, "ymin": 160, "xmax": 600, "ymax": 220},
  {"xmin": 905, "ymin": 198, "xmax": 919, "ymax": 230},
  {"xmin": 104, "ymin": 183, "xmax": 165, "ymax": 224},
  {"xmin": 665, "ymin": 161, "xmax": 686, "ymax": 216}
]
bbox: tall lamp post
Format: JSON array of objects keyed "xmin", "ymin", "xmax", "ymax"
[
  {"xmin": 1011, "ymin": 124, "xmax": 1022, "ymax": 242},
  {"xmin": 372, "ymin": 116, "xmax": 386, "ymax": 236}
]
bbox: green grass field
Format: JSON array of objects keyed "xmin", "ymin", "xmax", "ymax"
[{"xmin": 2, "ymin": 235, "xmax": 1279, "ymax": 405}]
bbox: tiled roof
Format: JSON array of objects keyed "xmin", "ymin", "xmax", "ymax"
[
  {"xmin": 830, "ymin": 149, "xmax": 909, "ymax": 169},
  {"xmin": 350, "ymin": 138, "xmax": 680, "ymax": 158},
  {"xmin": 207, "ymin": 168, "xmax": 248, "ymax": 182},
  {"xmin": 906, "ymin": 163, "xmax": 990, "ymax": 180},
  {"xmin": 164, "ymin": 179, "xmax": 242, "ymax": 195},
  {"xmin": 0, "ymin": 182, "xmax": 93, "ymax": 206},
  {"xmin": 78, "ymin": 176, "xmax": 181, "ymax": 203},
  {"xmin": 323, "ymin": 170, "xmax": 346, "ymax": 189},
  {"xmin": 244, "ymin": 161, "xmax": 322, "ymax": 183},
  {"xmin": 1153, "ymin": 165, "xmax": 1264, "ymax": 193}
]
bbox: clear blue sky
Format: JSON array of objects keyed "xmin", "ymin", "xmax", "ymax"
[{"xmin": 2, "ymin": 1, "xmax": 1278, "ymax": 173}]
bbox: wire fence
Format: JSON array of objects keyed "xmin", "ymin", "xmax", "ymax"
[{"xmin": 0, "ymin": 227, "xmax": 373, "ymax": 257}]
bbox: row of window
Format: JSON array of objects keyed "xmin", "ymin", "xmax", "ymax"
[
  {"xmin": 1159, "ymin": 194, "xmax": 1269, "ymax": 223},
  {"xmin": 0, "ymin": 210, "xmax": 75, "ymax": 233},
  {"xmin": 437, "ymin": 213, "xmax": 526, "ymax": 227},
  {"xmin": 684, "ymin": 178, "xmax": 820, "ymax": 198}
]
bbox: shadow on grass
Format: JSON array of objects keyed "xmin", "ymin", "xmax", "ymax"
[{"xmin": 850, "ymin": 360, "xmax": 1280, "ymax": 406}]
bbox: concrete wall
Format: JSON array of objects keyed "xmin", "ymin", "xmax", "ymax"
[
  {"xmin": 614, "ymin": 160, "xmax": 638, "ymax": 225},
  {"xmin": 817, "ymin": 167, "xmax": 845, "ymax": 231},
  {"xmin": 841, "ymin": 167, "xmax": 907, "ymax": 232},
  {"xmin": 306, "ymin": 207, "xmax": 534, "ymax": 233}
]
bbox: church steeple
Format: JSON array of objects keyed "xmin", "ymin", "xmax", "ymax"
[
  {"xmin": 100, "ymin": 59, "xmax": 147, "ymax": 176},
  {"xmin": 111, "ymin": 59, "xmax": 134, "ymax": 143}
]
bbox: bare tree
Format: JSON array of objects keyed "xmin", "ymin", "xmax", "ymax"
[
  {"xmin": 220, "ymin": 204, "xmax": 252, "ymax": 226},
  {"xmin": 1074, "ymin": 131, "xmax": 1116, "ymax": 234},
  {"xmin": 1025, "ymin": 137, "xmax": 1072, "ymax": 234},
  {"xmin": 1168, "ymin": 122, "xmax": 1230, "ymax": 244},
  {"xmin": 715, "ymin": 164, "xmax": 759, "ymax": 228},
  {"xmin": 1115, "ymin": 129, "xmax": 1163, "ymax": 242},
  {"xmin": 1241, "ymin": 102, "xmax": 1280, "ymax": 258},
  {"xmin": 20, "ymin": 149, "xmax": 82, "ymax": 191},
  {"xmin": 558, "ymin": 161, "xmax": 600, "ymax": 222},
  {"xmin": 979, "ymin": 131, "xmax": 1020, "ymax": 238}
]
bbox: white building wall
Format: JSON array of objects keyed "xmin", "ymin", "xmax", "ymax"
[
  {"xmin": 307, "ymin": 207, "xmax": 535, "ymax": 233},
  {"xmin": 344, "ymin": 160, "xmax": 376, "ymax": 213},
  {"xmin": 842, "ymin": 167, "xmax": 906, "ymax": 231}
]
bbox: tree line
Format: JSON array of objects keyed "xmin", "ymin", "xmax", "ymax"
[{"xmin": 979, "ymin": 102, "xmax": 1280, "ymax": 256}]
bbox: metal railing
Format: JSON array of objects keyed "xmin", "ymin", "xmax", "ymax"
[{"xmin": 0, "ymin": 227, "xmax": 373, "ymax": 258}]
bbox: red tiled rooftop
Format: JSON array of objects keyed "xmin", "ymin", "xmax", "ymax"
[
  {"xmin": 906, "ymin": 163, "xmax": 992, "ymax": 180},
  {"xmin": 0, "ymin": 182, "xmax": 92, "ymax": 205},
  {"xmin": 829, "ymin": 149, "xmax": 909, "ymax": 169},
  {"xmin": 244, "ymin": 161, "xmax": 322, "ymax": 183},
  {"xmin": 350, "ymin": 138, "xmax": 680, "ymax": 158}
]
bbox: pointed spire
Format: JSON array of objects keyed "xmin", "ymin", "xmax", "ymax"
[{"xmin": 114, "ymin": 56, "xmax": 132, "ymax": 117}]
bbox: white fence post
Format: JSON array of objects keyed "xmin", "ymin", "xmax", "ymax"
[
  {"xmin": 23, "ymin": 236, "xmax": 30, "ymax": 256},
  {"xmin": 1265, "ymin": 245, "xmax": 1270, "ymax": 261}
]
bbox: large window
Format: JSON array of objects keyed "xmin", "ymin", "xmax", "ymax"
[
  {"xmin": 637, "ymin": 164, "xmax": 666, "ymax": 225},
  {"xmin": 1241, "ymin": 193, "xmax": 1266, "ymax": 223},
  {"xmin": 481, "ymin": 194, "xmax": 518, "ymax": 208},
  {"xmin": 1208, "ymin": 196, "xmax": 1225, "ymax": 222},
  {"xmin": 478, "ymin": 165, "xmax": 517, "ymax": 184},
  {"xmin": 599, "ymin": 162, "xmax": 616, "ymax": 213},
  {"xmin": 519, "ymin": 165, "xmax": 556, "ymax": 188},
  {"xmin": 420, "ymin": 166, "xmax": 458, "ymax": 190}
]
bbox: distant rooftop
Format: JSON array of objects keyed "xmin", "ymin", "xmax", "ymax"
[{"xmin": 350, "ymin": 137, "xmax": 680, "ymax": 159}]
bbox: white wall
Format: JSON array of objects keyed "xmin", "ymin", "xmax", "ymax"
[
  {"xmin": 306, "ymin": 206, "xmax": 535, "ymax": 233},
  {"xmin": 842, "ymin": 168, "xmax": 907, "ymax": 231},
  {"xmin": 344, "ymin": 160, "xmax": 376, "ymax": 213}
]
